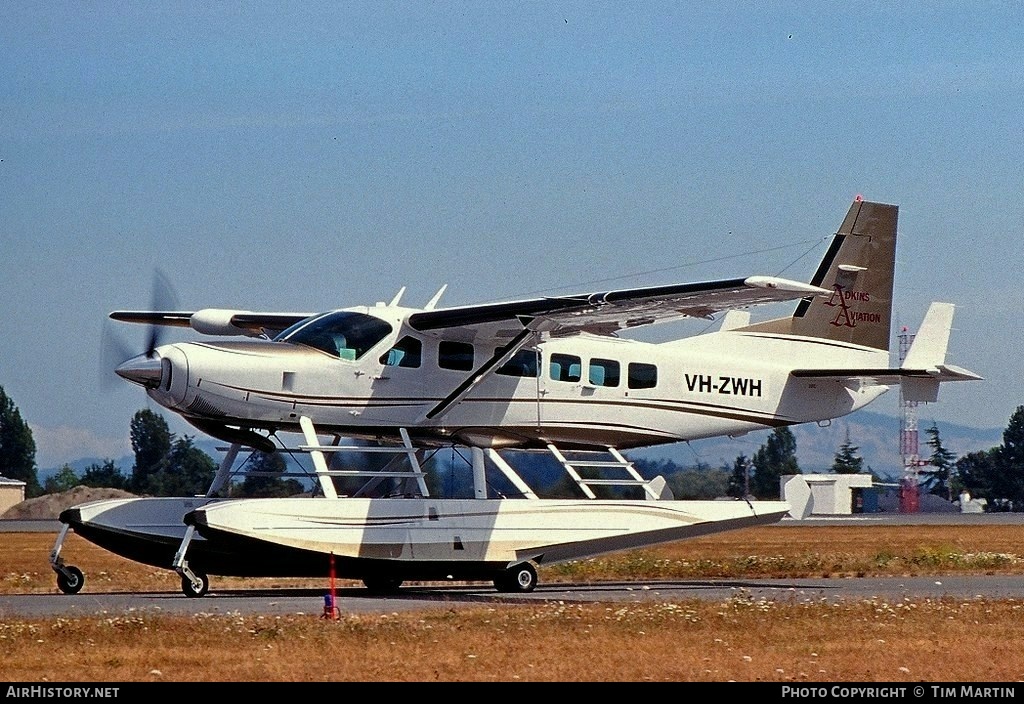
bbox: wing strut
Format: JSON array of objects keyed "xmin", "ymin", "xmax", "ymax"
[
  {"xmin": 423, "ymin": 324, "xmax": 542, "ymax": 421},
  {"xmin": 300, "ymin": 416, "xmax": 339, "ymax": 499}
]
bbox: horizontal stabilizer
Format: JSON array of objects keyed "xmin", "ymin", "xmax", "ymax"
[
  {"xmin": 790, "ymin": 301, "xmax": 981, "ymax": 402},
  {"xmin": 899, "ymin": 364, "xmax": 984, "ymax": 402},
  {"xmin": 790, "ymin": 365, "xmax": 982, "ymax": 383},
  {"xmin": 790, "ymin": 365, "xmax": 982, "ymax": 402}
]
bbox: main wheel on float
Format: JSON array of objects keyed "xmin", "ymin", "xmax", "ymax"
[
  {"xmin": 362, "ymin": 577, "xmax": 403, "ymax": 594},
  {"xmin": 494, "ymin": 562, "xmax": 537, "ymax": 593},
  {"xmin": 56, "ymin": 565, "xmax": 85, "ymax": 594}
]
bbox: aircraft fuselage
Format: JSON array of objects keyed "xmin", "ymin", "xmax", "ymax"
[{"xmin": 134, "ymin": 304, "xmax": 890, "ymax": 450}]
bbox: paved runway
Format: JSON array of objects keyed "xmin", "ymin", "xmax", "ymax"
[
  {"xmin": 4, "ymin": 512, "xmax": 1024, "ymax": 619},
  {"xmin": 3, "ymin": 574, "xmax": 1024, "ymax": 619},
  {"xmin": 6, "ymin": 573, "xmax": 1024, "ymax": 618}
]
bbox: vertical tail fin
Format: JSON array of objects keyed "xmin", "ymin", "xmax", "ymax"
[{"xmin": 738, "ymin": 197, "xmax": 898, "ymax": 351}]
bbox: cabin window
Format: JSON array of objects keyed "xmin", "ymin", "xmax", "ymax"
[
  {"xmin": 589, "ymin": 358, "xmax": 620, "ymax": 387},
  {"xmin": 380, "ymin": 336, "xmax": 422, "ymax": 368},
  {"xmin": 627, "ymin": 362, "xmax": 658, "ymax": 389},
  {"xmin": 549, "ymin": 353, "xmax": 582, "ymax": 382},
  {"xmin": 496, "ymin": 348, "xmax": 539, "ymax": 377},
  {"xmin": 274, "ymin": 311, "xmax": 393, "ymax": 360},
  {"xmin": 439, "ymin": 341, "xmax": 474, "ymax": 371}
]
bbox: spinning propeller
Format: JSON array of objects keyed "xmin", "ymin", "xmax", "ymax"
[{"xmin": 101, "ymin": 268, "xmax": 181, "ymax": 390}]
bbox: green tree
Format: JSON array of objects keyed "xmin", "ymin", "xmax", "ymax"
[
  {"xmin": 921, "ymin": 423, "xmax": 957, "ymax": 500},
  {"xmin": 127, "ymin": 409, "xmax": 219, "ymax": 496},
  {"xmin": 43, "ymin": 464, "xmax": 80, "ymax": 494},
  {"xmin": 129, "ymin": 409, "xmax": 172, "ymax": 494},
  {"xmin": 236, "ymin": 451, "xmax": 304, "ymax": 498},
  {"xmin": 0, "ymin": 385, "xmax": 41, "ymax": 497},
  {"xmin": 146, "ymin": 436, "xmax": 217, "ymax": 496},
  {"xmin": 726, "ymin": 454, "xmax": 750, "ymax": 498},
  {"xmin": 955, "ymin": 449, "xmax": 998, "ymax": 507},
  {"xmin": 831, "ymin": 432, "xmax": 864, "ymax": 474},
  {"xmin": 994, "ymin": 406, "xmax": 1024, "ymax": 511},
  {"xmin": 81, "ymin": 460, "xmax": 128, "ymax": 490},
  {"xmin": 750, "ymin": 427, "xmax": 799, "ymax": 499},
  {"xmin": 665, "ymin": 466, "xmax": 729, "ymax": 500}
]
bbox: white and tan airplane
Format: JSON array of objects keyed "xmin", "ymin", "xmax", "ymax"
[{"xmin": 51, "ymin": 197, "xmax": 980, "ymax": 597}]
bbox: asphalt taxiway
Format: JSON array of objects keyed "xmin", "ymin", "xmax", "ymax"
[
  {"xmin": 3, "ymin": 513, "xmax": 1023, "ymax": 619},
  {"xmin": 3, "ymin": 574, "xmax": 1024, "ymax": 619}
]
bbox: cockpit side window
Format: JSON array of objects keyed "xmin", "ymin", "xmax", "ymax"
[
  {"xmin": 627, "ymin": 362, "xmax": 658, "ymax": 389},
  {"xmin": 274, "ymin": 311, "xmax": 393, "ymax": 360},
  {"xmin": 381, "ymin": 335, "xmax": 422, "ymax": 368},
  {"xmin": 589, "ymin": 358, "xmax": 620, "ymax": 387},
  {"xmin": 549, "ymin": 353, "xmax": 582, "ymax": 382},
  {"xmin": 439, "ymin": 340, "xmax": 474, "ymax": 371},
  {"xmin": 496, "ymin": 348, "xmax": 539, "ymax": 377}
]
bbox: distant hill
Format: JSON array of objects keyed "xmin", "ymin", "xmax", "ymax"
[
  {"xmin": 2, "ymin": 486, "xmax": 137, "ymax": 520},
  {"xmin": 39, "ymin": 410, "xmax": 1005, "ymax": 485}
]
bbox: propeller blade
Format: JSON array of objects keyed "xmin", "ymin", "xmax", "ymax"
[
  {"xmin": 99, "ymin": 320, "xmax": 134, "ymax": 391},
  {"xmin": 103, "ymin": 267, "xmax": 183, "ymax": 392},
  {"xmin": 145, "ymin": 267, "xmax": 181, "ymax": 357}
]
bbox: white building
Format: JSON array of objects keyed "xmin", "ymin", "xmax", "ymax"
[
  {"xmin": 0, "ymin": 475, "xmax": 27, "ymax": 516},
  {"xmin": 781, "ymin": 473, "xmax": 874, "ymax": 519}
]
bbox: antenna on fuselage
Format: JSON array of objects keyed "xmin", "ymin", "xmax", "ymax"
[
  {"xmin": 424, "ymin": 284, "xmax": 448, "ymax": 310},
  {"xmin": 388, "ymin": 287, "xmax": 407, "ymax": 306}
]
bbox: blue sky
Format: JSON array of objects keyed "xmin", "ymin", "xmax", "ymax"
[{"xmin": 3, "ymin": 2, "xmax": 1022, "ymax": 468}]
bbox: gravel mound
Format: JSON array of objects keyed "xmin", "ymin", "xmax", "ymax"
[{"xmin": 1, "ymin": 486, "xmax": 139, "ymax": 519}]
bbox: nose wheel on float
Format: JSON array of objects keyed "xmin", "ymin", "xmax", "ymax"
[
  {"xmin": 55, "ymin": 563, "xmax": 85, "ymax": 594},
  {"xmin": 49, "ymin": 523, "xmax": 86, "ymax": 594},
  {"xmin": 180, "ymin": 570, "xmax": 210, "ymax": 598},
  {"xmin": 173, "ymin": 524, "xmax": 211, "ymax": 597}
]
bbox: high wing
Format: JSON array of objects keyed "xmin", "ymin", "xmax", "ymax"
[
  {"xmin": 109, "ymin": 310, "xmax": 314, "ymax": 338},
  {"xmin": 413, "ymin": 275, "xmax": 829, "ymax": 420},
  {"xmin": 110, "ymin": 275, "xmax": 828, "ymax": 340},
  {"xmin": 408, "ymin": 275, "xmax": 830, "ymax": 338}
]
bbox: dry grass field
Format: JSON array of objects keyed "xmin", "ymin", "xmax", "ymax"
[{"xmin": 4, "ymin": 523, "xmax": 1024, "ymax": 682}]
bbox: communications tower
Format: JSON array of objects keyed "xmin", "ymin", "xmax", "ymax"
[{"xmin": 898, "ymin": 325, "xmax": 924, "ymax": 512}]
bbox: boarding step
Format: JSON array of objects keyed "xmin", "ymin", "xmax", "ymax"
[
  {"xmin": 546, "ymin": 444, "xmax": 662, "ymax": 500},
  {"xmin": 298, "ymin": 419, "xmax": 430, "ymax": 499}
]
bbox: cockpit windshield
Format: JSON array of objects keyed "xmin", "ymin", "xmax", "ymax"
[{"xmin": 273, "ymin": 311, "xmax": 393, "ymax": 360}]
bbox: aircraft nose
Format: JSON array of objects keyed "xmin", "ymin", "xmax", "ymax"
[{"xmin": 115, "ymin": 353, "xmax": 163, "ymax": 388}]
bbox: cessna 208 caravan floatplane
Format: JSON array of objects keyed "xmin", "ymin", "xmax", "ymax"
[{"xmin": 51, "ymin": 197, "xmax": 981, "ymax": 597}]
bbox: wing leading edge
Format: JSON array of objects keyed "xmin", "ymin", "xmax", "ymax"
[
  {"xmin": 109, "ymin": 310, "xmax": 314, "ymax": 338},
  {"xmin": 110, "ymin": 275, "xmax": 827, "ymax": 340},
  {"xmin": 408, "ymin": 275, "xmax": 829, "ymax": 337}
]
